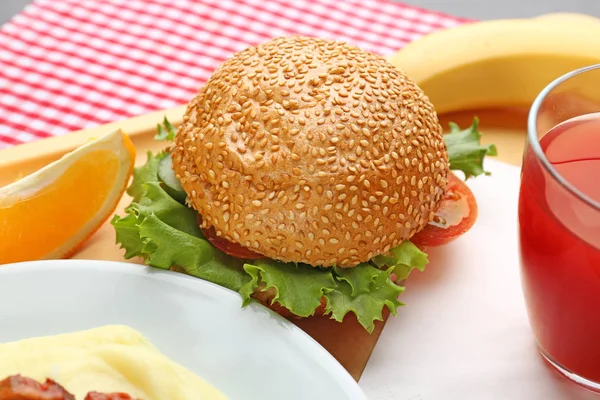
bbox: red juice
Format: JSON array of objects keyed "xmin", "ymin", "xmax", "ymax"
[{"xmin": 519, "ymin": 112, "xmax": 600, "ymax": 384}]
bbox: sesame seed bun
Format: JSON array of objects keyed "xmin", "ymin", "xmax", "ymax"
[{"xmin": 172, "ymin": 36, "xmax": 449, "ymax": 267}]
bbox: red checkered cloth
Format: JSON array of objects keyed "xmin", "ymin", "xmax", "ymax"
[{"xmin": 0, "ymin": 0, "xmax": 467, "ymax": 149}]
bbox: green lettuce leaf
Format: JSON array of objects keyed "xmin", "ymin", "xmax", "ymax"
[
  {"xmin": 136, "ymin": 182, "xmax": 203, "ymax": 238},
  {"xmin": 444, "ymin": 117, "xmax": 498, "ymax": 179},
  {"xmin": 372, "ymin": 241, "xmax": 428, "ymax": 281},
  {"xmin": 239, "ymin": 257, "xmax": 419, "ymax": 333},
  {"xmin": 240, "ymin": 260, "xmax": 336, "ymax": 317},
  {"xmin": 113, "ymin": 183, "xmax": 249, "ymax": 291},
  {"xmin": 113, "ymin": 157, "xmax": 249, "ymax": 291},
  {"xmin": 326, "ymin": 265, "xmax": 404, "ymax": 331},
  {"xmin": 137, "ymin": 213, "xmax": 249, "ymax": 291},
  {"xmin": 127, "ymin": 151, "xmax": 167, "ymax": 202},
  {"xmin": 111, "ymin": 213, "xmax": 145, "ymax": 259},
  {"xmin": 154, "ymin": 116, "xmax": 177, "ymax": 141}
]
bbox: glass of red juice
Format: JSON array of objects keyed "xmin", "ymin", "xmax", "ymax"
[{"xmin": 519, "ymin": 64, "xmax": 600, "ymax": 391}]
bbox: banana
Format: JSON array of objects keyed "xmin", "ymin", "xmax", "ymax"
[{"xmin": 388, "ymin": 14, "xmax": 600, "ymax": 115}]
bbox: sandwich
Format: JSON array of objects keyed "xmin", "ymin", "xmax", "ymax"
[{"xmin": 111, "ymin": 36, "xmax": 496, "ymax": 333}]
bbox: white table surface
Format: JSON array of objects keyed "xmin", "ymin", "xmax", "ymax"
[{"xmin": 360, "ymin": 160, "xmax": 599, "ymax": 399}]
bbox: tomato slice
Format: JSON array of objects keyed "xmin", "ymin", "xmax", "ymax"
[
  {"xmin": 198, "ymin": 215, "xmax": 264, "ymax": 259},
  {"xmin": 411, "ymin": 171, "xmax": 478, "ymax": 248}
]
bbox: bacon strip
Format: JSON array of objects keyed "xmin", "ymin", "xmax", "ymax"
[
  {"xmin": 0, "ymin": 375, "xmax": 75, "ymax": 400},
  {"xmin": 0, "ymin": 376, "xmax": 137, "ymax": 400}
]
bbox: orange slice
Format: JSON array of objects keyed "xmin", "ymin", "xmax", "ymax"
[{"xmin": 0, "ymin": 130, "xmax": 136, "ymax": 264}]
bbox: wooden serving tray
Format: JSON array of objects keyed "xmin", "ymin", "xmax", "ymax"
[{"xmin": 0, "ymin": 105, "xmax": 528, "ymax": 381}]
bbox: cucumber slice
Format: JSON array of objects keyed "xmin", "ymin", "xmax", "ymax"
[{"xmin": 158, "ymin": 153, "xmax": 187, "ymax": 203}]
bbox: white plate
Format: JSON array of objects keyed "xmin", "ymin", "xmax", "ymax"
[{"xmin": 0, "ymin": 260, "xmax": 366, "ymax": 400}]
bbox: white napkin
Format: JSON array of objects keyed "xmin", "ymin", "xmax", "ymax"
[{"xmin": 359, "ymin": 160, "xmax": 598, "ymax": 400}]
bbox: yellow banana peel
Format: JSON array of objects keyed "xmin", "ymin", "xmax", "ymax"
[{"xmin": 388, "ymin": 13, "xmax": 600, "ymax": 115}]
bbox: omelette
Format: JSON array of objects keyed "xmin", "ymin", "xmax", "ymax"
[{"xmin": 0, "ymin": 325, "xmax": 227, "ymax": 399}]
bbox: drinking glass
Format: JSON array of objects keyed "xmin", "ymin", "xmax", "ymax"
[{"xmin": 519, "ymin": 64, "xmax": 600, "ymax": 391}]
